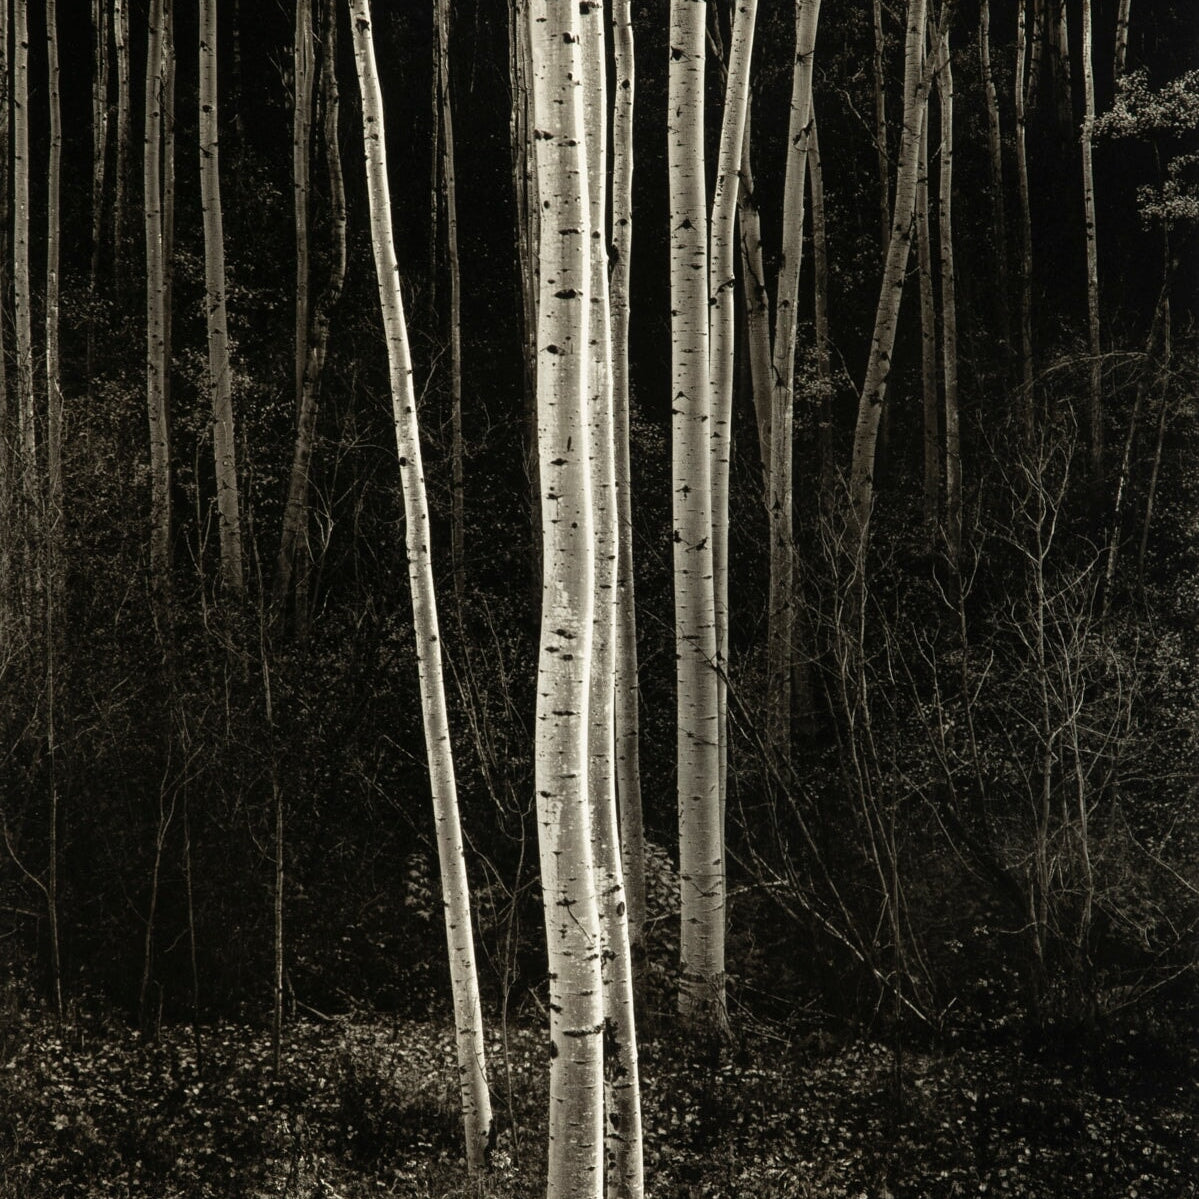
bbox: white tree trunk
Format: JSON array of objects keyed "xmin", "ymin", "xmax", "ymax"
[
  {"xmin": 670, "ymin": 0, "xmax": 725, "ymax": 1036},
  {"xmin": 527, "ymin": 2, "xmax": 605, "ymax": 1192},
  {"xmin": 1015, "ymin": 0, "xmax": 1036, "ymax": 435},
  {"xmin": 199, "ymin": 0, "xmax": 244, "ymax": 595},
  {"xmin": 348, "ymin": 2, "xmax": 494, "ymax": 1174},
  {"xmin": 916, "ymin": 96, "xmax": 938, "ymax": 539},
  {"xmin": 1081, "ymin": 0, "xmax": 1102, "ymax": 477}
]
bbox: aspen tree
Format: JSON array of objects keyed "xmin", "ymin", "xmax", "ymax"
[
  {"xmin": 88, "ymin": 0, "xmax": 108, "ymax": 385},
  {"xmin": 1051, "ymin": 0, "xmax": 1072, "ymax": 132},
  {"xmin": 525, "ymin": 0, "xmax": 605, "ymax": 1189},
  {"xmin": 13, "ymin": 0, "xmax": 33, "ymax": 516},
  {"xmin": 736, "ymin": 113, "xmax": 771, "ymax": 480},
  {"xmin": 978, "ymin": 0, "xmax": 1010, "ymax": 357},
  {"xmin": 765, "ymin": 0, "xmax": 821, "ymax": 764},
  {"xmin": 114, "ymin": 0, "xmax": 130, "ymax": 283},
  {"xmin": 348, "ymin": 2, "xmax": 493, "ymax": 1174},
  {"xmin": 848, "ymin": 0, "xmax": 932, "ymax": 559},
  {"xmin": 579, "ymin": 11, "xmax": 643, "ymax": 1194},
  {"xmin": 293, "ymin": 0, "xmax": 314, "ymax": 415},
  {"xmin": 276, "ymin": 0, "xmax": 346, "ymax": 631},
  {"xmin": 1081, "ymin": 0, "xmax": 1103, "ymax": 477},
  {"xmin": 46, "ymin": 0, "xmax": 62, "ymax": 531},
  {"xmin": 145, "ymin": 0, "xmax": 171, "ymax": 613},
  {"xmin": 916, "ymin": 96, "xmax": 938, "ymax": 539},
  {"xmin": 709, "ymin": 0, "xmax": 756, "ymax": 805},
  {"xmin": 936, "ymin": 29, "xmax": 962, "ymax": 570},
  {"xmin": 808, "ymin": 107, "xmax": 833, "ymax": 501},
  {"xmin": 610, "ymin": 0, "xmax": 647, "ymax": 969},
  {"xmin": 1027, "ymin": 0, "xmax": 1045, "ymax": 112},
  {"xmin": 670, "ymin": 0, "xmax": 725, "ymax": 1036},
  {"xmin": 435, "ymin": 0, "xmax": 465, "ymax": 602},
  {"xmin": 1115, "ymin": 0, "xmax": 1132, "ymax": 77},
  {"xmin": 199, "ymin": 0, "xmax": 244, "ymax": 595},
  {"xmin": 872, "ymin": 0, "xmax": 890, "ymax": 262},
  {"xmin": 0, "ymin": 0, "xmax": 7, "ymax": 628},
  {"xmin": 1015, "ymin": 0, "xmax": 1036, "ymax": 433}
]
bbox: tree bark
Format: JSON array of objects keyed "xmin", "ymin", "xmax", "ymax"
[
  {"xmin": 978, "ymin": 0, "xmax": 1010, "ymax": 360},
  {"xmin": 348, "ymin": 1, "xmax": 494, "ymax": 1174},
  {"xmin": 936, "ymin": 30, "xmax": 961, "ymax": 570},
  {"xmin": 13, "ymin": 0, "xmax": 33, "ymax": 520},
  {"xmin": 610, "ymin": 0, "xmax": 647, "ymax": 974},
  {"xmin": 1014, "ymin": 0, "xmax": 1036, "ymax": 438},
  {"xmin": 871, "ymin": 0, "xmax": 890, "ymax": 263},
  {"xmin": 145, "ymin": 0, "xmax": 171, "ymax": 619},
  {"xmin": 1080, "ymin": 0, "xmax": 1103, "ymax": 478},
  {"xmin": 848, "ymin": 0, "xmax": 932, "ymax": 560},
  {"xmin": 916, "ymin": 93, "xmax": 938, "ymax": 540},
  {"xmin": 808, "ymin": 106, "xmax": 833, "ymax": 503},
  {"xmin": 88, "ymin": 0, "xmax": 109, "ymax": 388},
  {"xmin": 526, "ymin": 0, "xmax": 604, "ymax": 1190},
  {"xmin": 114, "ymin": 0, "xmax": 131, "ymax": 285},
  {"xmin": 670, "ymin": 0, "xmax": 725, "ymax": 1037},
  {"xmin": 199, "ymin": 0, "xmax": 245, "ymax": 596},
  {"xmin": 46, "ymin": 0, "xmax": 62, "ymax": 534},
  {"xmin": 293, "ymin": 0, "xmax": 314, "ymax": 414},
  {"xmin": 1114, "ymin": 0, "xmax": 1132, "ymax": 77}
]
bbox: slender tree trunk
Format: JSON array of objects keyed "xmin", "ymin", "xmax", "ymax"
[
  {"xmin": 936, "ymin": 30, "xmax": 961, "ymax": 571},
  {"xmin": 871, "ymin": 0, "xmax": 890, "ymax": 262},
  {"xmin": 162, "ymin": 0, "xmax": 175, "ymax": 430},
  {"xmin": 1014, "ymin": 0, "xmax": 1036, "ymax": 438},
  {"xmin": 809, "ymin": 107, "xmax": 833, "ymax": 503},
  {"xmin": 848, "ymin": 0, "xmax": 932, "ymax": 560},
  {"xmin": 1136, "ymin": 291, "xmax": 1170, "ymax": 590},
  {"xmin": 1028, "ymin": 0, "xmax": 1045, "ymax": 112},
  {"xmin": 436, "ymin": 0, "xmax": 466, "ymax": 603},
  {"xmin": 670, "ymin": 0, "xmax": 725, "ymax": 1037},
  {"xmin": 1114, "ymin": 0, "xmax": 1132, "ymax": 76},
  {"xmin": 145, "ymin": 0, "xmax": 171, "ymax": 619},
  {"xmin": 610, "ymin": 0, "xmax": 646, "ymax": 971},
  {"xmin": 276, "ymin": 0, "xmax": 346, "ymax": 631},
  {"xmin": 0, "ymin": 0, "xmax": 8, "ymax": 626},
  {"xmin": 978, "ymin": 0, "xmax": 1010, "ymax": 359},
  {"xmin": 765, "ymin": 0, "xmax": 821, "ymax": 767},
  {"xmin": 1080, "ymin": 0, "xmax": 1102, "ymax": 478},
  {"xmin": 916, "ymin": 96, "xmax": 938, "ymax": 540},
  {"xmin": 736, "ymin": 111, "xmax": 772, "ymax": 484},
  {"xmin": 293, "ymin": 0, "xmax": 313, "ymax": 414},
  {"xmin": 348, "ymin": 3, "xmax": 493, "ymax": 1173},
  {"xmin": 709, "ymin": 0, "xmax": 757, "ymax": 848},
  {"xmin": 1051, "ymin": 0, "xmax": 1072, "ymax": 133},
  {"xmin": 525, "ymin": 0, "xmax": 604, "ymax": 1190},
  {"xmin": 199, "ymin": 0, "xmax": 244, "ymax": 596},
  {"xmin": 88, "ymin": 0, "xmax": 109, "ymax": 387},
  {"xmin": 46, "ymin": 0, "xmax": 62, "ymax": 534},
  {"xmin": 579, "ymin": 12, "xmax": 643, "ymax": 1194},
  {"xmin": 13, "ymin": 0, "xmax": 34, "ymax": 525},
  {"xmin": 114, "ymin": 0, "xmax": 130, "ymax": 285}
]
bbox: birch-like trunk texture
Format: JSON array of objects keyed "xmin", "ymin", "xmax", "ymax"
[
  {"xmin": 579, "ymin": 13, "xmax": 643, "ymax": 1195},
  {"xmin": 670, "ymin": 0, "xmax": 725, "ymax": 1036},
  {"xmin": 46, "ymin": 0, "xmax": 62, "ymax": 533},
  {"xmin": 936, "ymin": 31, "xmax": 961, "ymax": 569},
  {"xmin": 978, "ymin": 0, "xmax": 1010, "ymax": 357},
  {"xmin": 1051, "ymin": 0, "xmax": 1073, "ymax": 132},
  {"xmin": 435, "ymin": 0, "xmax": 465, "ymax": 603},
  {"xmin": 162, "ymin": 0, "xmax": 175, "ymax": 429},
  {"xmin": 765, "ymin": 0, "xmax": 821, "ymax": 765},
  {"xmin": 848, "ymin": 0, "xmax": 931, "ymax": 559},
  {"xmin": 348, "ymin": 1, "xmax": 493, "ymax": 1174},
  {"xmin": 709, "ymin": 0, "xmax": 757, "ymax": 840},
  {"xmin": 199, "ymin": 0, "xmax": 244, "ymax": 595},
  {"xmin": 610, "ymin": 0, "xmax": 647, "ymax": 973},
  {"xmin": 736, "ymin": 112, "xmax": 772, "ymax": 483},
  {"xmin": 88, "ymin": 0, "xmax": 109, "ymax": 385},
  {"xmin": 1115, "ymin": 0, "xmax": 1132, "ymax": 77},
  {"xmin": 114, "ymin": 0, "xmax": 131, "ymax": 283},
  {"xmin": 0, "ymin": 0, "xmax": 8, "ymax": 624},
  {"xmin": 1028, "ymin": 0, "xmax": 1045, "ymax": 112},
  {"xmin": 526, "ymin": 1, "xmax": 604, "ymax": 1190},
  {"xmin": 13, "ymin": 0, "xmax": 33, "ymax": 513},
  {"xmin": 871, "ymin": 0, "xmax": 890, "ymax": 262},
  {"xmin": 1014, "ymin": 0, "xmax": 1036, "ymax": 436},
  {"xmin": 144, "ymin": 0, "xmax": 171, "ymax": 616},
  {"xmin": 293, "ymin": 0, "xmax": 313, "ymax": 412},
  {"xmin": 809, "ymin": 107, "xmax": 833, "ymax": 500},
  {"xmin": 916, "ymin": 99, "xmax": 938, "ymax": 539},
  {"xmin": 275, "ymin": 0, "xmax": 346, "ymax": 630},
  {"xmin": 1080, "ymin": 0, "xmax": 1103, "ymax": 477}
]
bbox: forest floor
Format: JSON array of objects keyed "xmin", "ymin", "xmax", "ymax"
[{"xmin": 0, "ymin": 1001, "xmax": 1194, "ymax": 1199}]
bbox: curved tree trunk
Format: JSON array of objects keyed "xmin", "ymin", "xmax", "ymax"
[
  {"xmin": 610, "ymin": 0, "xmax": 647, "ymax": 979},
  {"xmin": 199, "ymin": 0, "xmax": 244, "ymax": 596},
  {"xmin": 848, "ymin": 0, "xmax": 932, "ymax": 560},
  {"xmin": 348, "ymin": 1, "xmax": 494, "ymax": 1174},
  {"xmin": 669, "ymin": 0, "xmax": 725, "ymax": 1037},
  {"xmin": 765, "ymin": 0, "xmax": 821, "ymax": 766}
]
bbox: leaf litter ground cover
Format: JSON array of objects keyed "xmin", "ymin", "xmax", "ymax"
[{"xmin": 0, "ymin": 1006, "xmax": 1193, "ymax": 1198}]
